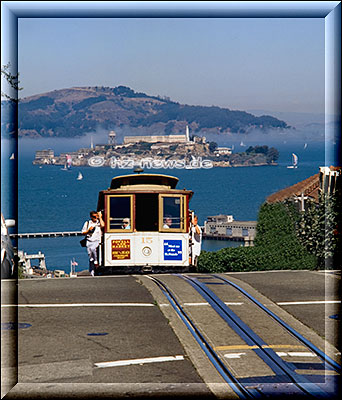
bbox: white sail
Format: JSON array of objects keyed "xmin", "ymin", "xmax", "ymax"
[
  {"xmin": 9, "ymin": 153, "xmax": 15, "ymax": 160},
  {"xmin": 292, "ymin": 153, "xmax": 298, "ymax": 167},
  {"xmin": 77, "ymin": 172, "xmax": 83, "ymax": 180},
  {"xmin": 287, "ymin": 153, "xmax": 298, "ymax": 168}
]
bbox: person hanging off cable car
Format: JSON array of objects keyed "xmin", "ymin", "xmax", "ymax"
[
  {"xmin": 82, "ymin": 211, "xmax": 105, "ymax": 276},
  {"xmin": 191, "ymin": 215, "xmax": 202, "ymax": 267}
]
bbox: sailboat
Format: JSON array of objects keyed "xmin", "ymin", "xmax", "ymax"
[
  {"xmin": 287, "ymin": 153, "xmax": 298, "ymax": 169},
  {"xmin": 66, "ymin": 155, "xmax": 72, "ymax": 170},
  {"xmin": 9, "ymin": 153, "xmax": 15, "ymax": 160},
  {"xmin": 77, "ymin": 172, "xmax": 83, "ymax": 180},
  {"xmin": 61, "ymin": 154, "xmax": 72, "ymax": 171},
  {"xmin": 304, "ymin": 143, "xmax": 308, "ymax": 149},
  {"xmin": 240, "ymin": 141, "xmax": 246, "ymax": 147}
]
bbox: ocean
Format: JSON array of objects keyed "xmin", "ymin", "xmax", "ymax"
[{"xmin": 2, "ymin": 140, "xmax": 329, "ymax": 273}]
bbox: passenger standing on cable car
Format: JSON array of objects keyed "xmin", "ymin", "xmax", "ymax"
[
  {"xmin": 191, "ymin": 215, "xmax": 202, "ymax": 267},
  {"xmin": 82, "ymin": 211, "xmax": 104, "ymax": 276}
]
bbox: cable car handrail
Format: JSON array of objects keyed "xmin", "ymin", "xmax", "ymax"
[{"xmin": 10, "ymin": 231, "xmax": 83, "ymax": 239}]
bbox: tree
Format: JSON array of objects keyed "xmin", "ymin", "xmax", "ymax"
[
  {"xmin": 209, "ymin": 141, "xmax": 218, "ymax": 153},
  {"xmin": 1, "ymin": 62, "xmax": 23, "ymax": 103},
  {"xmin": 296, "ymin": 191, "xmax": 341, "ymax": 268},
  {"xmin": 266, "ymin": 147, "xmax": 279, "ymax": 163}
]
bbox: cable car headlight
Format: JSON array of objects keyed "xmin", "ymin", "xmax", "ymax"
[{"xmin": 142, "ymin": 246, "xmax": 152, "ymax": 257}]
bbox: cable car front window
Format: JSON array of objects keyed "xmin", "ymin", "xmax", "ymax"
[{"xmin": 107, "ymin": 195, "xmax": 132, "ymax": 231}]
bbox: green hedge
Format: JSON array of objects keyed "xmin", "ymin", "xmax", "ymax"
[{"xmin": 197, "ymin": 202, "xmax": 317, "ymax": 273}]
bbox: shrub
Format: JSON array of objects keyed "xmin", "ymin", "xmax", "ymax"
[{"xmin": 198, "ymin": 202, "xmax": 317, "ymax": 273}]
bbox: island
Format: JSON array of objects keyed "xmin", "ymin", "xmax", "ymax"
[{"xmin": 33, "ymin": 130, "xmax": 279, "ymax": 168}]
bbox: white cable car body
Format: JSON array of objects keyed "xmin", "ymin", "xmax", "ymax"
[{"xmin": 97, "ymin": 174, "xmax": 194, "ymax": 273}]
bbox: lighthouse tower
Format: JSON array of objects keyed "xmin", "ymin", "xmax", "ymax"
[
  {"xmin": 185, "ymin": 125, "xmax": 190, "ymax": 142},
  {"xmin": 108, "ymin": 130, "xmax": 116, "ymax": 146}
]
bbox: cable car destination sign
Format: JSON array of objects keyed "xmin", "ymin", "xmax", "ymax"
[{"xmin": 111, "ymin": 239, "xmax": 131, "ymax": 260}]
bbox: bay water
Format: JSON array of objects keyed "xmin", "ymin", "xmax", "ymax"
[{"xmin": 4, "ymin": 140, "xmax": 327, "ymax": 272}]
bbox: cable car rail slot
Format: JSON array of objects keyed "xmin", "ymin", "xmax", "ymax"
[{"xmin": 176, "ymin": 274, "xmax": 336, "ymax": 398}]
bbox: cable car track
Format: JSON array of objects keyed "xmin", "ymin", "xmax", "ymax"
[
  {"xmin": 211, "ymin": 274, "xmax": 341, "ymax": 374},
  {"xmin": 148, "ymin": 273, "xmax": 340, "ymax": 398},
  {"xmin": 148, "ymin": 275, "xmax": 253, "ymax": 399}
]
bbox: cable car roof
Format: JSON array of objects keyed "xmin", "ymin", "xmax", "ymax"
[{"xmin": 110, "ymin": 174, "xmax": 179, "ymax": 190}]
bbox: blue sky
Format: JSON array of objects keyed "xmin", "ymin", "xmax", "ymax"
[{"xmin": 18, "ymin": 17, "xmax": 325, "ymax": 114}]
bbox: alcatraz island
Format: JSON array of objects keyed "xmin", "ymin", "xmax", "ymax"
[{"xmin": 33, "ymin": 127, "xmax": 279, "ymax": 168}]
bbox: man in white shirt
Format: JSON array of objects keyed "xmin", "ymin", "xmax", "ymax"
[
  {"xmin": 82, "ymin": 211, "xmax": 105, "ymax": 276},
  {"xmin": 191, "ymin": 215, "xmax": 202, "ymax": 267}
]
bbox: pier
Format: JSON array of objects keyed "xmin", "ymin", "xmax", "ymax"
[
  {"xmin": 203, "ymin": 215, "xmax": 257, "ymax": 246},
  {"xmin": 202, "ymin": 233, "xmax": 255, "ymax": 246}
]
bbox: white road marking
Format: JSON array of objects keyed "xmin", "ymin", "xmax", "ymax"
[
  {"xmin": 287, "ymin": 352, "xmax": 316, "ymax": 357},
  {"xmin": 276, "ymin": 352, "xmax": 288, "ymax": 357},
  {"xmin": 2, "ymin": 303, "xmax": 155, "ymax": 308},
  {"xmin": 95, "ymin": 355, "xmax": 184, "ymax": 368},
  {"xmin": 4, "ymin": 300, "xmax": 339, "ymax": 308},
  {"xmin": 224, "ymin": 353, "xmax": 246, "ymax": 359},
  {"xmin": 160, "ymin": 302, "xmax": 244, "ymax": 307},
  {"xmin": 277, "ymin": 300, "xmax": 340, "ymax": 306},
  {"xmin": 276, "ymin": 352, "xmax": 316, "ymax": 357}
]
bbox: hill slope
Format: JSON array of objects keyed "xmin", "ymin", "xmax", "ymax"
[{"xmin": 2, "ymin": 85, "xmax": 290, "ymax": 138}]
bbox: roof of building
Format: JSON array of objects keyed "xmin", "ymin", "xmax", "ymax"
[{"xmin": 267, "ymin": 173, "xmax": 320, "ymax": 203}]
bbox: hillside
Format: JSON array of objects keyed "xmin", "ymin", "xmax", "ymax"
[{"xmin": 2, "ymin": 86, "xmax": 290, "ymax": 138}]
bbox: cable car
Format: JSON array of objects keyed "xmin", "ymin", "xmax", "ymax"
[{"xmin": 96, "ymin": 173, "xmax": 195, "ymax": 274}]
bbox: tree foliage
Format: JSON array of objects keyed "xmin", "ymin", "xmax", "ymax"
[
  {"xmin": 296, "ymin": 191, "xmax": 341, "ymax": 268},
  {"xmin": 1, "ymin": 62, "xmax": 23, "ymax": 103},
  {"xmin": 246, "ymin": 145, "xmax": 279, "ymax": 163},
  {"xmin": 197, "ymin": 201, "xmax": 317, "ymax": 273}
]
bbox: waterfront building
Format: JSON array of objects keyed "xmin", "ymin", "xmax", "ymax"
[
  {"xmin": 204, "ymin": 215, "xmax": 257, "ymax": 241},
  {"xmin": 214, "ymin": 146, "xmax": 232, "ymax": 156},
  {"xmin": 267, "ymin": 165, "xmax": 340, "ymax": 211},
  {"xmin": 319, "ymin": 166, "xmax": 341, "ymax": 196},
  {"xmin": 77, "ymin": 148, "xmax": 93, "ymax": 157},
  {"xmin": 34, "ymin": 149, "xmax": 55, "ymax": 164},
  {"xmin": 124, "ymin": 134, "xmax": 188, "ymax": 145}
]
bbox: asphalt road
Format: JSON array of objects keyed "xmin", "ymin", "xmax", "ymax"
[
  {"xmin": 226, "ymin": 270, "xmax": 341, "ymax": 349},
  {"xmin": 1, "ymin": 270, "xmax": 341, "ymax": 399},
  {"xmin": 2, "ymin": 276, "xmax": 214, "ymax": 399}
]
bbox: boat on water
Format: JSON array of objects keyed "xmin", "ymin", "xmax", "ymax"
[
  {"xmin": 77, "ymin": 172, "xmax": 83, "ymax": 180},
  {"xmin": 304, "ymin": 143, "xmax": 308, "ymax": 149},
  {"xmin": 287, "ymin": 153, "xmax": 298, "ymax": 169},
  {"xmin": 240, "ymin": 141, "xmax": 246, "ymax": 147},
  {"xmin": 61, "ymin": 154, "xmax": 72, "ymax": 171},
  {"xmin": 9, "ymin": 153, "xmax": 15, "ymax": 160}
]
